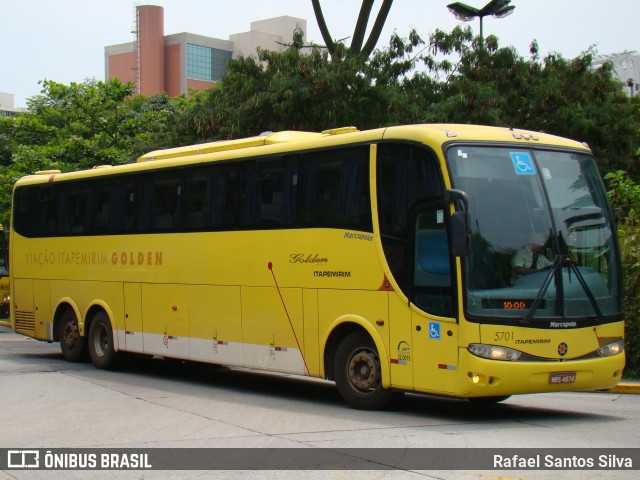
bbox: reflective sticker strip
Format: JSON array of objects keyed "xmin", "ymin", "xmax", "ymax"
[
  {"xmin": 274, "ymin": 346, "xmax": 288, "ymax": 352},
  {"xmin": 438, "ymin": 364, "xmax": 457, "ymax": 370},
  {"xmin": 390, "ymin": 358, "xmax": 407, "ymax": 365}
]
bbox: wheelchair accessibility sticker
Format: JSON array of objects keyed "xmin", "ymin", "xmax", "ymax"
[
  {"xmin": 429, "ymin": 322, "xmax": 441, "ymax": 340},
  {"xmin": 511, "ymin": 152, "xmax": 535, "ymax": 175}
]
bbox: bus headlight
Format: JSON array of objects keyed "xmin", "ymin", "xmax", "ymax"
[
  {"xmin": 597, "ymin": 340, "xmax": 625, "ymax": 357},
  {"xmin": 468, "ymin": 343, "xmax": 522, "ymax": 361}
]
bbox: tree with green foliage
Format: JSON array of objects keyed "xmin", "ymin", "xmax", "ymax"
[
  {"xmin": 174, "ymin": 25, "xmax": 640, "ymax": 181},
  {"xmin": 174, "ymin": 28, "xmax": 431, "ymax": 141},
  {"xmin": 606, "ymin": 171, "xmax": 640, "ymax": 377},
  {"xmin": 421, "ymin": 27, "xmax": 640, "ymax": 177},
  {"xmin": 0, "ymin": 79, "xmax": 183, "ymax": 225}
]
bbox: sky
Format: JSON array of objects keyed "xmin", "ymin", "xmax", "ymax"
[{"xmin": 1, "ymin": 0, "xmax": 637, "ymax": 108}]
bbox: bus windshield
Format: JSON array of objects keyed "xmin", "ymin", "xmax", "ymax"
[{"xmin": 447, "ymin": 145, "xmax": 622, "ymax": 323}]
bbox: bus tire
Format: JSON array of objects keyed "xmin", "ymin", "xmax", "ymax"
[
  {"xmin": 59, "ymin": 309, "xmax": 87, "ymax": 362},
  {"xmin": 88, "ymin": 312, "xmax": 119, "ymax": 370},
  {"xmin": 333, "ymin": 331, "xmax": 396, "ymax": 410}
]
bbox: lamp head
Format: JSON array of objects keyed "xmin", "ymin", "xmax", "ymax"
[
  {"xmin": 447, "ymin": 2, "xmax": 479, "ymax": 21},
  {"xmin": 479, "ymin": 0, "xmax": 512, "ymax": 16},
  {"xmin": 494, "ymin": 4, "xmax": 515, "ymax": 18}
]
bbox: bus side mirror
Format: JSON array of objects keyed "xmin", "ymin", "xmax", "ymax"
[
  {"xmin": 451, "ymin": 211, "xmax": 470, "ymax": 257},
  {"xmin": 447, "ymin": 189, "xmax": 470, "ymax": 257}
]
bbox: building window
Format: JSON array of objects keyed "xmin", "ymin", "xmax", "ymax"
[{"xmin": 187, "ymin": 44, "xmax": 231, "ymax": 82}]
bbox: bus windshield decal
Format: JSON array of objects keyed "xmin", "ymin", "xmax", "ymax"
[{"xmin": 510, "ymin": 152, "xmax": 536, "ymax": 175}]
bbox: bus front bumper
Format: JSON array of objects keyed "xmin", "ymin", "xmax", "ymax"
[{"xmin": 455, "ymin": 348, "xmax": 625, "ymax": 398}]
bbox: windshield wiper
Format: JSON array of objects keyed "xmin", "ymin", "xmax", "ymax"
[
  {"xmin": 522, "ymin": 254, "xmax": 565, "ymax": 324},
  {"xmin": 522, "ymin": 255, "xmax": 603, "ymax": 323},
  {"xmin": 564, "ymin": 257, "xmax": 604, "ymax": 319}
]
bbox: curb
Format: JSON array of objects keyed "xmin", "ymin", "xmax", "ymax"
[{"xmin": 607, "ymin": 383, "xmax": 640, "ymax": 394}]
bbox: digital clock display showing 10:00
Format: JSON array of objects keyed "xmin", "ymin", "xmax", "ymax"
[
  {"xmin": 481, "ymin": 299, "xmax": 545, "ymax": 310},
  {"xmin": 503, "ymin": 300, "xmax": 527, "ymax": 310}
]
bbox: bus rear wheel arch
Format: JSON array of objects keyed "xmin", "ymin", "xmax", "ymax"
[
  {"xmin": 88, "ymin": 311, "xmax": 120, "ymax": 370},
  {"xmin": 333, "ymin": 330, "xmax": 398, "ymax": 410}
]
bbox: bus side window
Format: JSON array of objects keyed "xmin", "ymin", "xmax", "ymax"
[
  {"xmin": 38, "ymin": 185, "xmax": 58, "ymax": 236},
  {"xmin": 13, "ymin": 187, "xmax": 38, "ymax": 237},
  {"xmin": 413, "ymin": 209, "xmax": 454, "ymax": 317},
  {"xmin": 93, "ymin": 178, "xmax": 136, "ymax": 234},
  {"xmin": 238, "ymin": 158, "xmax": 298, "ymax": 228},
  {"xmin": 377, "ymin": 143, "xmax": 445, "ymax": 294},
  {"xmin": 137, "ymin": 172, "xmax": 182, "ymax": 232},
  {"xmin": 58, "ymin": 183, "xmax": 93, "ymax": 235},
  {"xmin": 300, "ymin": 158, "xmax": 341, "ymax": 227},
  {"xmin": 183, "ymin": 170, "xmax": 208, "ymax": 229},
  {"xmin": 300, "ymin": 147, "xmax": 372, "ymax": 231},
  {"xmin": 183, "ymin": 164, "xmax": 237, "ymax": 231}
]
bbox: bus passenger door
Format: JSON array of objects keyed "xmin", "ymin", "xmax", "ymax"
[{"xmin": 410, "ymin": 206, "xmax": 458, "ymax": 394}]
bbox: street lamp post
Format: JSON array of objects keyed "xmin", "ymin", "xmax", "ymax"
[{"xmin": 447, "ymin": 0, "xmax": 515, "ymax": 44}]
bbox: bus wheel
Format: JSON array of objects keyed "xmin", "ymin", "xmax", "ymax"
[
  {"xmin": 334, "ymin": 331, "xmax": 396, "ymax": 410},
  {"xmin": 88, "ymin": 312, "xmax": 119, "ymax": 370},
  {"xmin": 59, "ymin": 309, "xmax": 86, "ymax": 362}
]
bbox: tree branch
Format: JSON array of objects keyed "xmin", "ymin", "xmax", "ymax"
[
  {"xmin": 351, "ymin": 0, "xmax": 374, "ymax": 54},
  {"xmin": 311, "ymin": 0, "xmax": 336, "ymax": 55},
  {"xmin": 361, "ymin": 0, "xmax": 394, "ymax": 58}
]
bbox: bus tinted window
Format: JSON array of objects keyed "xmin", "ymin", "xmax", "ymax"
[
  {"xmin": 38, "ymin": 185, "xmax": 58, "ymax": 237},
  {"xmin": 58, "ymin": 183, "xmax": 93, "ymax": 235},
  {"xmin": 301, "ymin": 147, "xmax": 372, "ymax": 231},
  {"xmin": 13, "ymin": 187, "xmax": 38, "ymax": 237},
  {"xmin": 377, "ymin": 144, "xmax": 444, "ymax": 292},
  {"xmin": 94, "ymin": 178, "xmax": 136, "ymax": 234},
  {"xmin": 13, "ymin": 146, "xmax": 373, "ymax": 236},
  {"xmin": 183, "ymin": 163, "xmax": 237, "ymax": 230},
  {"xmin": 137, "ymin": 172, "xmax": 182, "ymax": 232},
  {"xmin": 238, "ymin": 157, "xmax": 299, "ymax": 228},
  {"xmin": 377, "ymin": 144, "xmax": 443, "ymax": 238}
]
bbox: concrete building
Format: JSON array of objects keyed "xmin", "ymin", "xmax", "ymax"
[
  {"xmin": 593, "ymin": 51, "xmax": 640, "ymax": 97},
  {"xmin": 0, "ymin": 92, "xmax": 23, "ymax": 117},
  {"xmin": 105, "ymin": 5, "xmax": 307, "ymax": 97}
]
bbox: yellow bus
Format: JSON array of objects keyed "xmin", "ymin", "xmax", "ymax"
[
  {"xmin": 0, "ymin": 224, "xmax": 9, "ymax": 325},
  {"xmin": 9, "ymin": 124, "xmax": 625, "ymax": 409}
]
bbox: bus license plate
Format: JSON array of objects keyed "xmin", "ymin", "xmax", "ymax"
[{"xmin": 550, "ymin": 372, "xmax": 576, "ymax": 384}]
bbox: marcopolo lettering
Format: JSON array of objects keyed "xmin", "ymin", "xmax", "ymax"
[
  {"xmin": 343, "ymin": 231, "xmax": 373, "ymax": 241},
  {"xmin": 549, "ymin": 321, "xmax": 577, "ymax": 328}
]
